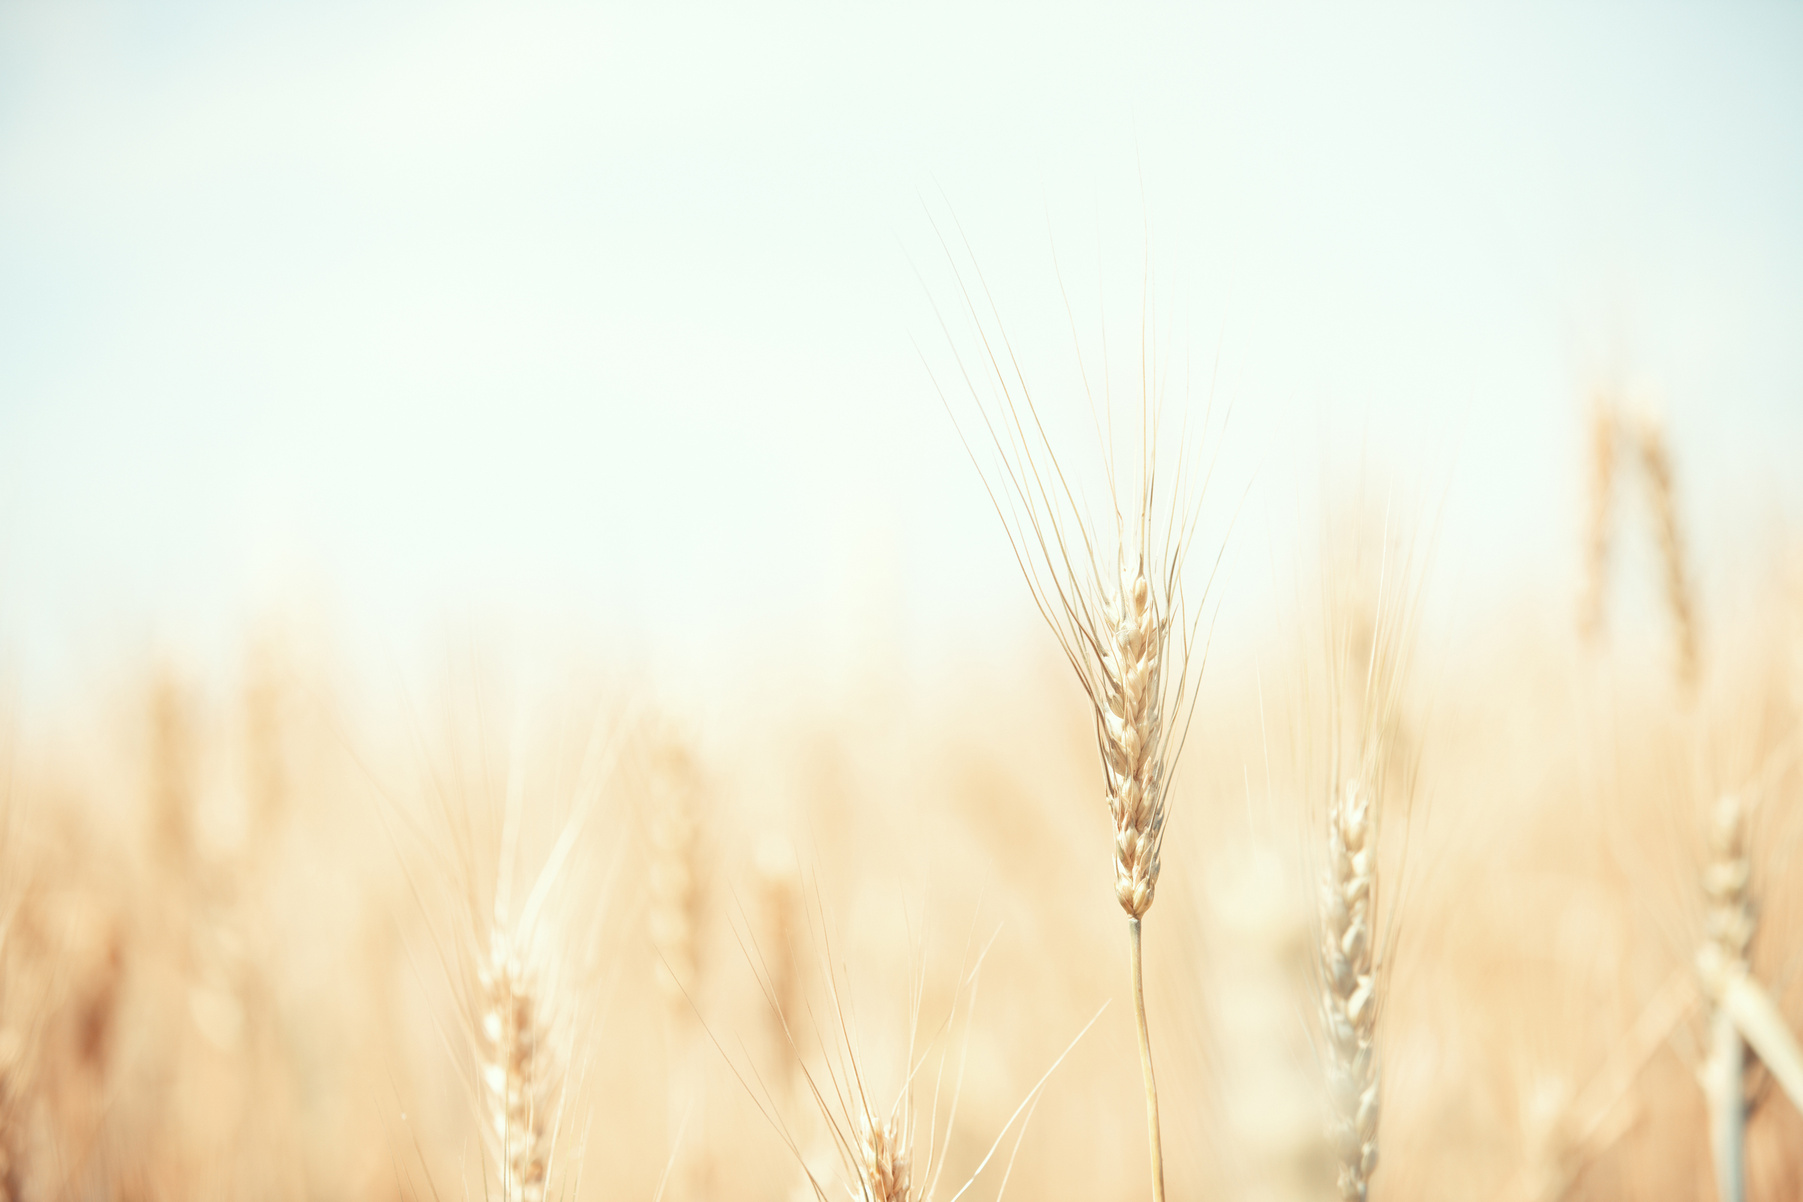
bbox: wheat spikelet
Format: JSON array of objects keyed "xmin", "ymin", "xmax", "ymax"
[
  {"xmin": 1578, "ymin": 393, "xmax": 1619, "ymax": 641},
  {"xmin": 1633, "ymin": 412, "xmax": 1700, "ymax": 691},
  {"xmin": 1320, "ymin": 778, "xmax": 1380, "ymax": 1202},
  {"xmin": 438, "ymin": 712, "xmax": 622, "ymax": 1202},
  {"xmin": 856, "ymin": 1100, "xmax": 912, "ymax": 1202},
  {"xmin": 478, "ymin": 928, "xmax": 559, "ymax": 1202},
  {"xmin": 1104, "ymin": 555, "xmax": 1168, "ymax": 920}
]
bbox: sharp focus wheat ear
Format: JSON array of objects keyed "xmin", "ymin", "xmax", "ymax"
[
  {"xmin": 925, "ymin": 229, "xmax": 1214, "ymax": 1202},
  {"xmin": 1320, "ymin": 779, "xmax": 1380, "ymax": 1202},
  {"xmin": 1103, "ymin": 554, "xmax": 1168, "ymax": 920}
]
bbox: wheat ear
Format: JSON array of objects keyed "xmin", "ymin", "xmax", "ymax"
[
  {"xmin": 649, "ymin": 738, "xmax": 702, "ymax": 1013},
  {"xmin": 1321, "ymin": 779, "xmax": 1379, "ymax": 1202},
  {"xmin": 856, "ymin": 1100, "xmax": 912, "ymax": 1202},
  {"xmin": 1633, "ymin": 412, "xmax": 1699, "ymax": 691},
  {"xmin": 1578, "ymin": 393, "xmax": 1618, "ymax": 641},
  {"xmin": 1103, "ymin": 550, "xmax": 1170, "ymax": 1202},
  {"xmin": 479, "ymin": 930, "xmax": 559, "ymax": 1202},
  {"xmin": 462, "ymin": 715, "xmax": 623, "ymax": 1202},
  {"xmin": 927, "ymin": 233, "xmax": 1210, "ymax": 1202}
]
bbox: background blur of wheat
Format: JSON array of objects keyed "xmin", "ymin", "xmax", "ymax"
[
  {"xmin": 4, "ymin": 4, "xmax": 1803, "ymax": 1201},
  {"xmin": 2, "ymin": 449, "xmax": 1802, "ymax": 1201}
]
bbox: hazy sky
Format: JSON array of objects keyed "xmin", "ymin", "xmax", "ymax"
[{"xmin": 2, "ymin": 1, "xmax": 1800, "ymax": 699}]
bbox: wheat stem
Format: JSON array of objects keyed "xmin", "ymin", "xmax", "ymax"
[
  {"xmin": 1704, "ymin": 1004, "xmax": 1746, "ymax": 1202},
  {"xmin": 1127, "ymin": 917, "xmax": 1166, "ymax": 1202}
]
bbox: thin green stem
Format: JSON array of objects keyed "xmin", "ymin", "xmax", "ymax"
[{"xmin": 1128, "ymin": 916, "xmax": 1166, "ymax": 1202}]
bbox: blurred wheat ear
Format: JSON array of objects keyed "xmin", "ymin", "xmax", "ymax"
[
  {"xmin": 1577, "ymin": 391, "xmax": 1619, "ymax": 643},
  {"xmin": 431, "ymin": 710, "xmax": 629, "ymax": 1202},
  {"xmin": 1312, "ymin": 504, "xmax": 1433, "ymax": 1202},
  {"xmin": 1320, "ymin": 779, "xmax": 1379, "ymax": 1202},
  {"xmin": 1631, "ymin": 412, "xmax": 1701, "ymax": 693}
]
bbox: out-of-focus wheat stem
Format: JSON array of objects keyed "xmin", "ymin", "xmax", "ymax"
[{"xmin": 1698, "ymin": 794, "xmax": 1753, "ymax": 1202}]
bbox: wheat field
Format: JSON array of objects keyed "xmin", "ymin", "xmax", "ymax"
[
  {"xmin": 2, "ymin": 383, "xmax": 1802, "ymax": 1202},
  {"xmin": 4, "ymin": 6, "xmax": 1803, "ymax": 1201}
]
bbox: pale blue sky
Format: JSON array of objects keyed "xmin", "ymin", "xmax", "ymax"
[{"xmin": 2, "ymin": 1, "xmax": 1800, "ymax": 700}]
